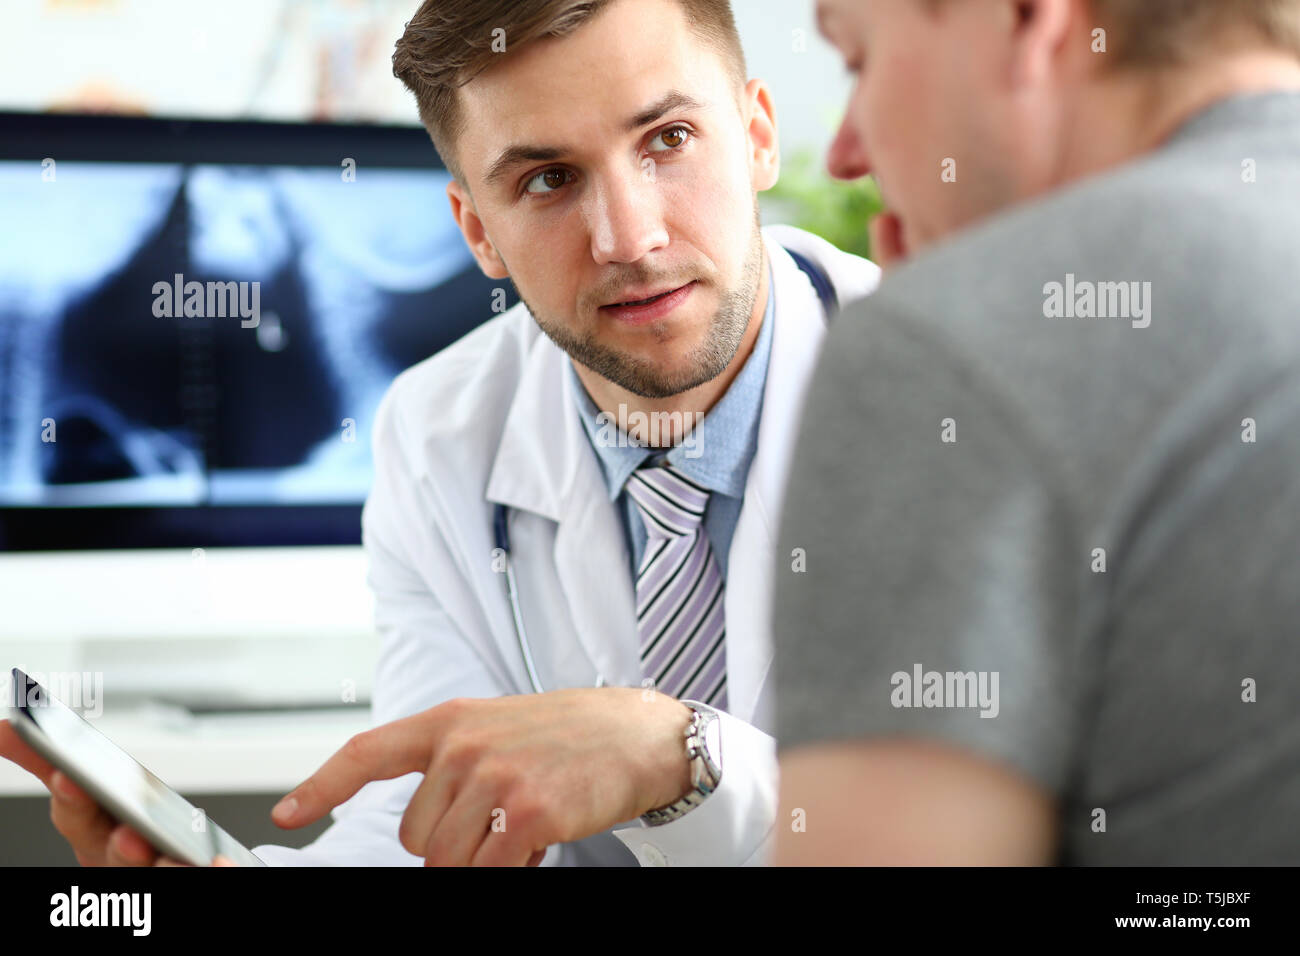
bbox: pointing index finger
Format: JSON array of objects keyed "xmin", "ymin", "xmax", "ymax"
[{"xmin": 272, "ymin": 710, "xmax": 442, "ymax": 828}]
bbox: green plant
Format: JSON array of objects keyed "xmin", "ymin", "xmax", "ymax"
[{"xmin": 761, "ymin": 147, "xmax": 883, "ymax": 261}]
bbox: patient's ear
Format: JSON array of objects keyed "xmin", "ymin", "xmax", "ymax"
[
  {"xmin": 1006, "ymin": 0, "xmax": 1075, "ymax": 87},
  {"xmin": 447, "ymin": 180, "xmax": 510, "ymax": 279},
  {"xmin": 742, "ymin": 78, "xmax": 780, "ymax": 193}
]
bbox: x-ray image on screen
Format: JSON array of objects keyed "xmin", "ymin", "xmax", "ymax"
[
  {"xmin": 0, "ymin": 162, "xmax": 197, "ymax": 506},
  {"xmin": 0, "ymin": 151, "xmax": 507, "ymax": 541}
]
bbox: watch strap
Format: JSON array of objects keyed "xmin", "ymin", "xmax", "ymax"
[{"xmin": 641, "ymin": 703, "xmax": 721, "ymax": 826}]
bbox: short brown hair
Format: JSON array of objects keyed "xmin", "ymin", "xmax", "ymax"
[
  {"xmin": 1089, "ymin": 0, "xmax": 1300, "ymax": 68},
  {"xmin": 919, "ymin": 0, "xmax": 1300, "ymax": 67},
  {"xmin": 392, "ymin": 0, "xmax": 747, "ymax": 184}
]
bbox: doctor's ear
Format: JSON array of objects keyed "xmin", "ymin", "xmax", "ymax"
[
  {"xmin": 447, "ymin": 179, "xmax": 511, "ymax": 280},
  {"xmin": 742, "ymin": 78, "xmax": 780, "ymax": 193}
]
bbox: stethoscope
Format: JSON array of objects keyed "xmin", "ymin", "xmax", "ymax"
[
  {"xmin": 491, "ymin": 247, "xmax": 838, "ymax": 696},
  {"xmin": 492, "ymin": 503, "xmax": 598, "ymax": 693}
]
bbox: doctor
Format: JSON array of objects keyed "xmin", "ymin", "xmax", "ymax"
[
  {"xmin": 0, "ymin": 0, "xmax": 877, "ymax": 867},
  {"xmin": 261, "ymin": 0, "xmax": 879, "ymax": 868}
]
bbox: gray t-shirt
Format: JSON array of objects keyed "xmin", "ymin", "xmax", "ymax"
[{"xmin": 774, "ymin": 90, "xmax": 1300, "ymax": 865}]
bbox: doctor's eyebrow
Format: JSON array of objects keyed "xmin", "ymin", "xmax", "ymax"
[{"xmin": 481, "ymin": 90, "xmax": 708, "ymax": 189}]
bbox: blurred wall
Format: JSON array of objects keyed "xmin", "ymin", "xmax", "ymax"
[{"xmin": 0, "ymin": 0, "xmax": 850, "ymax": 155}]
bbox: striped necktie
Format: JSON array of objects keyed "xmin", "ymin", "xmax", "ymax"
[{"xmin": 625, "ymin": 462, "xmax": 728, "ymax": 710}]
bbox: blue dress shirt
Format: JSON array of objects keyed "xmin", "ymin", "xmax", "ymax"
[{"xmin": 567, "ymin": 260, "xmax": 775, "ymax": 581}]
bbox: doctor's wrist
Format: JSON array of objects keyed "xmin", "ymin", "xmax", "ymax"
[
  {"xmin": 634, "ymin": 693, "xmax": 695, "ymax": 813},
  {"xmin": 640, "ymin": 700, "xmax": 721, "ymax": 826}
]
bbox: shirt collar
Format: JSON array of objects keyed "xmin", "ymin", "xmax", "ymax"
[{"xmin": 568, "ymin": 256, "xmax": 776, "ymax": 502}]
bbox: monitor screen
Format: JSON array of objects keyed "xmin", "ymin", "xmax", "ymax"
[{"xmin": 0, "ymin": 113, "xmax": 515, "ymax": 550}]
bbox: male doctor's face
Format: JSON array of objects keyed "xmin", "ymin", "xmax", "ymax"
[{"xmin": 446, "ymin": 0, "xmax": 778, "ymax": 399}]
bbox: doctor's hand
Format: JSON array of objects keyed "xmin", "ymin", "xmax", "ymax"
[
  {"xmin": 0, "ymin": 719, "xmax": 236, "ymax": 867},
  {"xmin": 270, "ymin": 688, "xmax": 697, "ymax": 866}
]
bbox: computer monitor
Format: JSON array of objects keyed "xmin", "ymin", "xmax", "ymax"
[
  {"xmin": 0, "ymin": 111, "xmax": 515, "ymax": 551},
  {"xmin": 0, "ymin": 112, "xmax": 518, "ymax": 706}
]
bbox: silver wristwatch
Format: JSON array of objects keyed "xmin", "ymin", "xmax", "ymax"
[{"xmin": 641, "ymin": 703, "xmax": 722, "ymax": 826}]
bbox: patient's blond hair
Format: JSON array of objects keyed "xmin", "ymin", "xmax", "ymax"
[{"xmin": 1091, "ymin": 0, "xmax": 1300, "ymax": 67}]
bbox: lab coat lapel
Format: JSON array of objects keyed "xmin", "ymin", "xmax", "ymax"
[
  {"xmin": 484, "ymin": 332, "xmax": 640, "ymax": 690},
  {"xmin": 724, "ymin": 241, "xmax": 830, "ymax": 728},
  {"xmin": 551, "ymin": 440, "xmax": 641, "ymax": 689}
]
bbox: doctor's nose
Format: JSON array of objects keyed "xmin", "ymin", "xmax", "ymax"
[
  {"xmin": 586, "ymin": 163, "xmax": 670, "ymax": 265},
  {"xmin": 826, "ymin": 114, "xmax": 872, "ymax": 182}
]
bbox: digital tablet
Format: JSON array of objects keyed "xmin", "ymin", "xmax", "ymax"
[{"xmin": 7, "ymin": 667, "xmax": 266, "ymax": 867}]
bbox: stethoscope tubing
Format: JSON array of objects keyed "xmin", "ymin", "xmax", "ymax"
[{"xmin": 495, "ymin": 502, "xmax": 604, "ymax": 693}]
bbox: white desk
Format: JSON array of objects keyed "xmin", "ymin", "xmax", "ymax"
[
  {"xmin": 0, "ymin": 545, "xmax": 379, "ymax": 795},
  {"xmin": 0, "ymin": 704, "xmax": 372, "ymax": 796}
]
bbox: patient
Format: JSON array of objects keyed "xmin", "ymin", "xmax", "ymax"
[{"xmin": 774, "ymin": 0, "xmax": 1300, "ymax": 864}]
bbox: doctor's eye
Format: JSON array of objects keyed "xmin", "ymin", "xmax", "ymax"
[
  {"xmin": 648, "ymin": 125, "xmax": 693, "ymax": 153},
  {"xmin": 524, "ymin": 167, "xmax": 576, "ymax": 196}
]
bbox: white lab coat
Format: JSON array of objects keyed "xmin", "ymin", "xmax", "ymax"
[{"xmin": 254, "ymin": 225, "xmax": 879, "ymax": 866}]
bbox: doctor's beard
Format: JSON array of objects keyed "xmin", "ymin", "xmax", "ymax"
[{"xmin": 517, "ymin": 214, "xmax": 765, "ymax": 400}]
